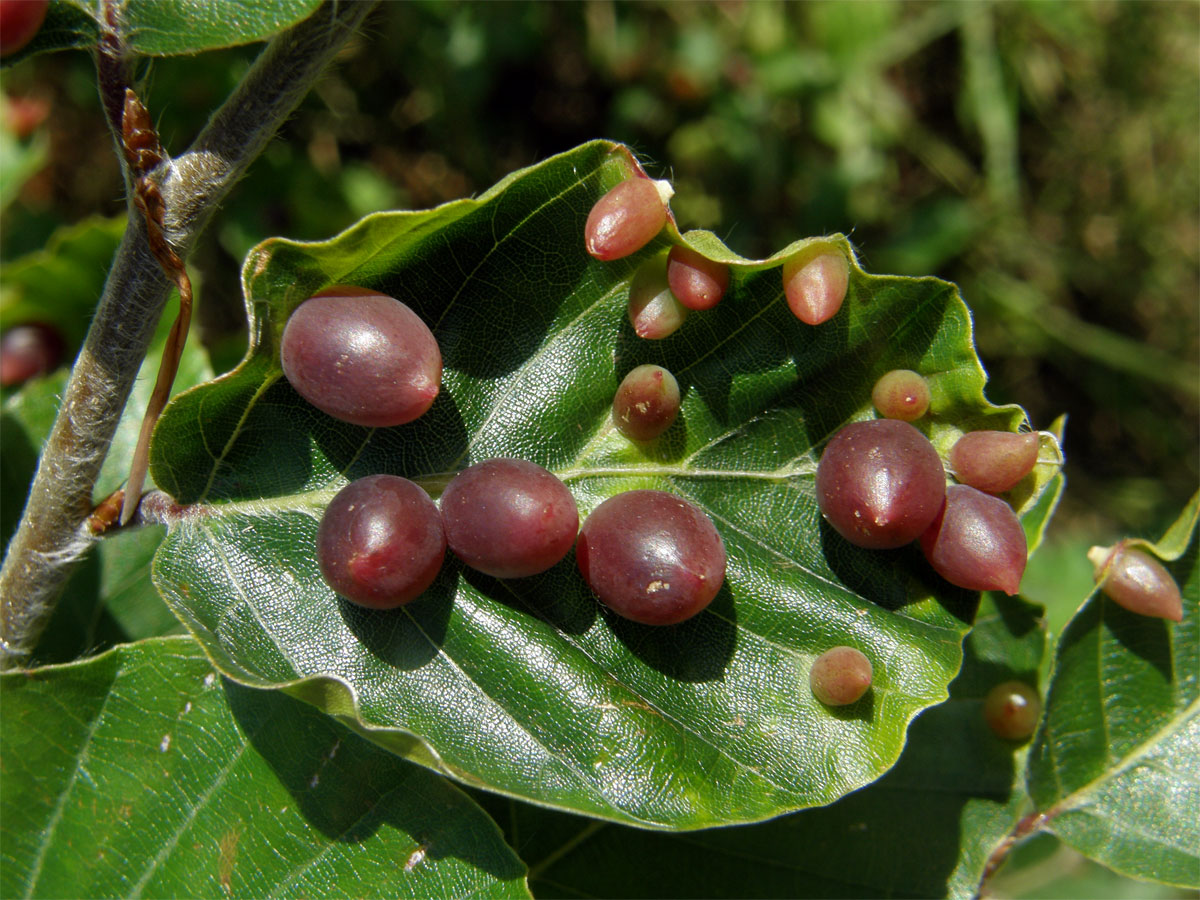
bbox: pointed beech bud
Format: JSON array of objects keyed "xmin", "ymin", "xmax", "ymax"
[
  {"xmin": 782, "ymin": 249, "xmax": 849, "ymax": 325},
  {"xmin": 1088, "ymin": 541, "xmax": 1183, "ymax": 622},
  {"xmin": 585, "ymin": 177, "xmax": 669, "ymax": 261}
]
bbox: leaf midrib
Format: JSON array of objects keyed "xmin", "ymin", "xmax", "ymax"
[{"xmin": 166, "ymin": 462, "xmax": 822, "ymax": 522}]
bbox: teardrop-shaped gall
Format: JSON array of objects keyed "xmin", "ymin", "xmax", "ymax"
[
  {"xmin": 585, "ymin": 177, "xmax": 669, "ymax": 262},
  {"xmin": 950, "ymin": 431, "xmax": 1039, "ymax": 494},
  {"xmin": 1088, "ymin": 541, "xmax": 1183, "ymax": 622},
  {"xmin": 983, "ymin": 680, "xmax": 1040, "ymax": 741},
  {"xmin": 816, "ymin": 419, "xmax": 945, "ymax": 549},
  {"xmin": 871, "ymin": 369, "xmax": 930, "ymax": 421},
  {"xmin": 809, "ymin": 646, "xmax": 873, "ymax": 707},
  {"xmin": 628, "ymin": 253, "xmax": 688, "ymax": 339},
  {"xmin": 281, "ymin": 285, "xmax": 441, "ymax": 427},
  {"xmin": 613, "ymin": 364, "xmax": 681, "ymax": 442},
  {"xmin": 782, "ymin": 249, "xmax": 849, "ymax": 326},
  {"xmin": 667, "ymin": 244, "xmax": 731, "ymax": 311},
  {"xmin": 919, "ymin": 484, "xmax": 1027, "ymax": 595}
]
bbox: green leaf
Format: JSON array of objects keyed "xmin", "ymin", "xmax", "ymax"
[
  {"xmin": 1021, "ymin": 415, "xmax": 1066, "ymax": 558},
  {"xmin": 0, "ymin": 214, "xmax": 126, "ymax": 348},
  {"xmin": 149, "ymin": 140, "xmax": 1060, "ymax": 828},
  {"xmin": 489, "ymin": 592, "xmax": 1047, "ymax": 899},
  {"xmin": 120, "ymin": 0, "xmax": 324, "ymax": 56},
  {"xmin": 1027, "ymin": 492, "xmax": 1199, "ymax": 888},
  {"xmin": 0, "ymin": 637, "xmax": 529, "ymax": 899},
  {"xmin": 2, "ymin": 0, "xmax": 322, "ymax": 64},
  {"xmin": 0, "ymin": 120, "xmax": 48, "ymax": 211},
  {"xmin": 987, "ymin": 832, "xmax": 1190, "ymax": 900}
]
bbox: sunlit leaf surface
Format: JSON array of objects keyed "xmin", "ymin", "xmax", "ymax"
[
  {"xmin": 0, "ymin": 637, "xmax": 529, "ymax": 899},
  {"xmin": 1027, "ymin": 493, "xmax": 1198, "ymax": 888},
  {"xmin": 482, "ymin": 592, "xmax": 1046, "ymax": 899},
  {"xmin": 2, "ymin": 0, "xmax": 321, "ymax": 64}
]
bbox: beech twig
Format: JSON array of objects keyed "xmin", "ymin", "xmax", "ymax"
[
  {"xmin": 0, "ymin": 0, "xmax": 378, "ymax": 670},
  {"xmin": 977, "ymin": 810, "xmax": 1049, "ymax": 896}
]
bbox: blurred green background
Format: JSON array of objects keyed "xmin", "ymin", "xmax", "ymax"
[{"xmin": 1, "ymin": 3, "xmax": 1197, "ymax": 894}]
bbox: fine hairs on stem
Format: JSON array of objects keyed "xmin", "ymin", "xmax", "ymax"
[{"xmin": 0, "ymin": 0, "xmax": 379, "ymax": 670}]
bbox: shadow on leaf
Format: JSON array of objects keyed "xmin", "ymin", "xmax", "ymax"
[
  {"xmin": 822, "ymin": 687, "xmax": 876, "ymax": 723},
  {"xmin": 505, "ymin": 596, "xmax": 1031, "ymax": 900},
  {"xmin": 335, "ymin": 387, "xmax": 470, "ymax": 485},
  {"xmin": 224, "ymin": 678, "xmax": 526, "ymax": 883},
  {"xmin": 602, "ymin": 582, "xmax": 737, "ymax": 683},
  {"xmin": 462, "ymin": 551, "xmax": 600, "ymax": 636},
  {"xmin": 337, "ymin": 562, "xmax": 459, "ymax": 670}
]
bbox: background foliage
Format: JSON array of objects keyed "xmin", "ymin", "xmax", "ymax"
[{"xmin": 2, "ymin": 1, "xmax": 1197, "ymax": 897}]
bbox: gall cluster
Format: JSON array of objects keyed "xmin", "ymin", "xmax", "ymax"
[
  {"xmin": 254, "ymin": 169, "xmax": 1186, "ymax": 719},
  {"xmin": 279, "ymin": 281, "xmax": 726, "ymax": 629}
]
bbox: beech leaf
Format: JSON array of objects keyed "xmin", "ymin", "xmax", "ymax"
[
  {"xmin": 0, "ymin": 637, "xmax": 529, "ymax": 899},
  {"xmin": 1027, "ymin": 491, "xmax": 1198, "ymax": 888},
  {"xmin": 148, "ymin": 140, "xmax": 1060, "ymax": 828}
]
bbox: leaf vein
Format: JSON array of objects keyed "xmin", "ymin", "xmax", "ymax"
[
  {"xmin": 399, "ymin": 601, "xmax": 665, "ymax": 827},
  {"xmin": 21, "ymin": 689, "xmax": 116, "ymax": 899}
]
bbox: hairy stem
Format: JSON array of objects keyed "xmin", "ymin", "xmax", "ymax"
[
  {"xmin": 0, "ymin": 0, "xmax": 377, "ymax": 669},
  {"xmin": 977, "ymin": 811, "xmax": 1048, "ymax": 896}
]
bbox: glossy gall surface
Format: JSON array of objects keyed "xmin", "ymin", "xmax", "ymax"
[
  {"xmin": 949, "ymin": 431, "xmax": 1039, "ymax": 494},
  {"xmin": 613, "ymin": 364, "xmax": 681, "ymax": 442},
  {"xmin": 816, "ymin": 419, "xmax": 945, "ymax": 549},
  {"xmin": 1089, "ymin": 541, "xmax": 1183, "ymax": 622},
  {"xmin": 782, "ymin": 250, "xmax": 849, "ymax": 326},
  {"xmin": 628, "ymin": 254, "xmax": 688, "ymax": 339},
  {"xmin": 983, "ymin": 680, "xmax": 1041, "ymax": 741},
  {"xmin": 317, "ymin": 475, "xmax": 446, "ymax": 609},
  {"xmin": 871, "ymin": 369, "xmax": 930, "ymax": 421},
  {"xmin": 577, "ymin": 490, "xmax": 726, "ymax": 625},
  {"xmin": 809, "ymin": 646, "xmax": 873, "ymax": 707},
  {"xmin": 584, "ymin": 177, "xmax": 668, "ymax": 261},
  {"xmin": 280, "ymin": 286, "xmax": 441, "ymax": 428},
  {"xmin": 440, "ymin": 458, "xmax": 579, "ymax": 579},
  {"xmin": 919, "ymin": 484, "xmax": 1027, "ymax": 595},
  {"xmin": 666, "ymin": 244, "xmax": 730, "ymax": 311}
]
